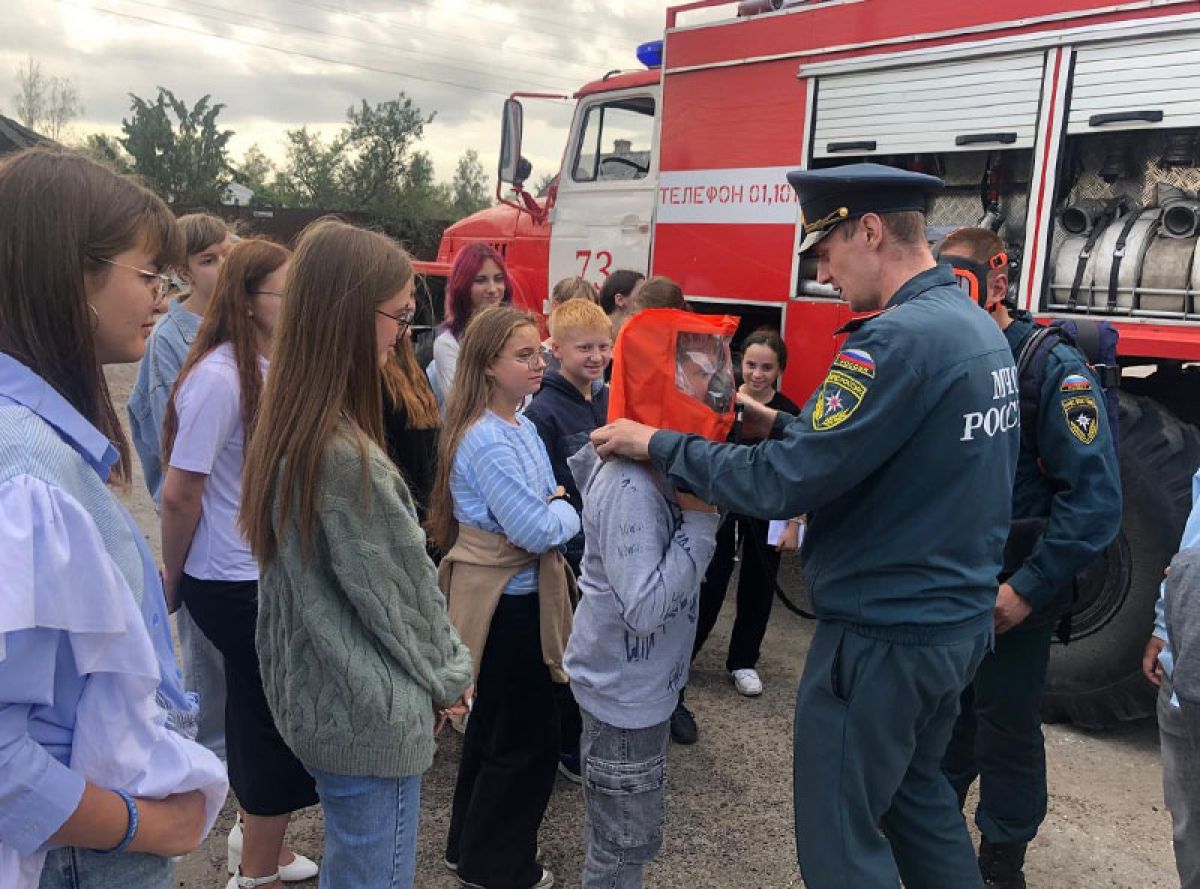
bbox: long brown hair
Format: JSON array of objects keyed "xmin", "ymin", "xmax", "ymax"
[
  {"xmin": 241, "ymin": 218, "xmax": 414, "ymax": 564},
  {"xmin": 427, "ymin": 305, "xmax": 538, "ymax": 550},
  {"xmin": 382, "ymin": 334, "xmax": 439, "ymax": 431},
  {"xmin": 162, "ymin": 238, "xmax": 290, "ymax": 460},
  {"xmin": 0, "ymin": 148, "xmax": 181, "ymax": 485}
]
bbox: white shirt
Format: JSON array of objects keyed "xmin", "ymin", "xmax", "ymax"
[{"xmin": 169, "ymin": 343, "xmax": 265, "ymax": 581}]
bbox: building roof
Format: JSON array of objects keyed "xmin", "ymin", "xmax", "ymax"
[{"xmin": 0, "ymin": 114, "xmax": 50, "ymax": 155}]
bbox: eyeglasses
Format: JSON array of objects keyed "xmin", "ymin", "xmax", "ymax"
[
  {"xmin": 510, "ymin": 350, "xmax": 547, "ymax": 370},
  {"xmin": 92, "ymin": 257, "xmax": 173, "ymax": 303},
  {"xmin": 376, "ymin": 308, "xmax": 414, "ymax": 338},
  {"xmin": 251, "ymin": 290, "xmax": 284, "ymax": 298}
]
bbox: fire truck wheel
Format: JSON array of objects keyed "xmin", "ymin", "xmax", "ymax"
[{"xmin": 1042, "ymin": 392, "xmax": 1200, "ymax": 728}]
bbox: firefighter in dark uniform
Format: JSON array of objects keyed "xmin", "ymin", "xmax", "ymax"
[
  {"xmin": 939, "ymin": 228, "xmax": 1122, "ymax": 889},
  {"xmin": 591, "ymin": 164, "xmax": 1020, "ymax": 889}
]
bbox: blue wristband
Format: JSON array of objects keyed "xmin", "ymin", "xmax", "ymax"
[{"xmin": 98, "ymin": 789, "xmax": 139, "ymax": 855}]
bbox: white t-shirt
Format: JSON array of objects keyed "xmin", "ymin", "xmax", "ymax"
[{"xmin": 169, "ymin": 343, "xmax": 266, "ymax": 581}]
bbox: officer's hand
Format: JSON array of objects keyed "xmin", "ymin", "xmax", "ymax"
[
  {"xmin": 993, "ymin": 583, "xmax": 1032, "ymax": 634},
  {"xmin": 592, "ymin": 419, "xmax": 657, "ymax": 462},
  {"xmin": 1143, "ymin": 636, "xmax": 1167, "ymax": 687},
  {"xmin": 736, "ymin": 392, "xmax": 779, "ymax": 441},
  {"xmin": 776, "ymin": 519, "xmax": 802, "ymax": 552}
]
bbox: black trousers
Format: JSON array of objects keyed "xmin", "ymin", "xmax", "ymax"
[
  {"xmin": 180, "ymin": 574, "xmax": 317, "ymax": 817},
  {"xmin": 941, "ymin": 621, "xmax": 1055, "ymax": 845},
  {"xmin": 693, "ymin": 514, "xmax": 780, "ymax": 671},
  {"xmin": 446, "ymin": 595, "xmax": 561, "ymax": 889}
]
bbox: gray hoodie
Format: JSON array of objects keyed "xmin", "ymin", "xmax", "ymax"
[{"xmin": 564, "ymin": 444, "xmax": 721, "ymax": 729}]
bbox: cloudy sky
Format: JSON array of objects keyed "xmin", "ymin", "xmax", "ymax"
[{"xmin": 1, "ymin": 0, "xmax": 719, "ymax": 187}]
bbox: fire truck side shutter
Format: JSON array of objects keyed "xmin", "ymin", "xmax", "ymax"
[
  {"xmin": 812, "ymin": 52, "xmax": 1046, "ymax": 159},
  {"xmin": 1069, "ymin": 32, "xmax": 1200, "ymax": 134}
]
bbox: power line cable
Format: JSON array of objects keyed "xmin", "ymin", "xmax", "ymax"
[
  {"xmin": 152, "ymin": 0, "xmax": 590, "ymax": 92},
  {"xmin": 64, "ymin": 2, "xmax": 579, "ymax": 99},
  {"xmin": 284, "ymin": 0, "xmax": 626, "ymax": 71},
  {"xmin": 291, "ymin": 0, "xmax": 651, "ymax": 49}
]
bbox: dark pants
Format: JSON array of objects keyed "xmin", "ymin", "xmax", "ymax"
[
  {"xmin": 794, "ymin": 621, "xmax": 990, "ymax": 889},
  {"xmin": 693, "ymin": 514, "xmax": 779, "ymax": 671},
  {"xmin": 179, "ymin": 574, "xmax": 317, "ymax": 817},
  {"xmin": 447, "ymin": 595, "xmax": 560, "ymax": 889},
  {"xmin": 942, "ymin": 621, "xmax": 1055, "ymax": 845}
]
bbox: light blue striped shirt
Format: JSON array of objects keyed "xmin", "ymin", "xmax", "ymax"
[
  {"xmin": 1154, "ymin": 469, "xmax": 1200, "ymax": 706},
  {"xmin": 450, "ymin": 411, "xmax": 581, "ymax": 594}
]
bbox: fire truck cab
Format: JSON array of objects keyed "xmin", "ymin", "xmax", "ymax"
[{"xmin": 414, "ymin": 0, "xmax": 1200, "ymax": 727}]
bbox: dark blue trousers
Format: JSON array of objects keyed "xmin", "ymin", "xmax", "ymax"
[
  {"xmin": 942, "ymin": 621, "xmax": 1055, "ymax": 844},
  {"xmin": 793, "ymin": 621, "xmax": 990, "ymax": 889}
]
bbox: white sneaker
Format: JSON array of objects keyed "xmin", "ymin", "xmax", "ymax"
[
  {"xmin": 228, "ymin": 819, "xmax": 318, "ymax": 882},
  {"xmin": 731, "ymin": 668, "xmax": 763, "ymax": 697}
]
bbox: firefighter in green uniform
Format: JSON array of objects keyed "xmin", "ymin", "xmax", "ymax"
[
  {"xmin": 591, "ymin": 164, "xmax": 1019, "ymax": 889},
  {"xmin": 939, "ymin": 228, "xmax": 1122, "ymax": 889}
]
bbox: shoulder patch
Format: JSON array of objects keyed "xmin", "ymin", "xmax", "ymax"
[
  {"xmin": 813, "ymin": 369, "xmax": 868, "ymax": 431},
  {"xmin": 1062, "ymin": 394, "xmax": 1100, "ymax": 444},
  {"xmin": 1060, "ymin": 373, "xmax": 1092, "ymax": 393},
  {"xmin": 832, "ymin": 348, "xmax": 876, "ymax": 380}
]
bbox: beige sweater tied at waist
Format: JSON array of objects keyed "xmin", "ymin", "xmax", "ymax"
[{"xmin": 438, "ymin": 523, "xmax": 578, "ymax": 684}]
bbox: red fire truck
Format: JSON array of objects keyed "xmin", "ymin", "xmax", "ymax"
[{"xmin": 413, "ymin": 0, "xmax": 1200, "ymax": 726}]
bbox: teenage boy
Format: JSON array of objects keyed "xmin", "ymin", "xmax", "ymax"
[
  {"xmin": 525, "ymin": 297, "xmax": 613, "ymax": 783},
  {"xmin": 525, "ymin": 298, "xmax": 614, "ymax": 574}
]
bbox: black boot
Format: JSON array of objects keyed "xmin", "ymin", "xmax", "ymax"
[
  {"xmin": 978, "ymin": 840, "xmax": 1027, "ymax": 889},
  {"xmin": 669, "ymin": 699, "xmax": 698, "ymax": 745}
]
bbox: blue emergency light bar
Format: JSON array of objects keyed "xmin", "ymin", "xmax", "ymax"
[{"xmin": 637, "ymin": 40, "xmax": 664, "ymax": 69}]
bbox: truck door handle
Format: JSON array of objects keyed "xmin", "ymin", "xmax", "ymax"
[
  {"xmin": 826, "ymin": 140, "xmax": 877, "ymax": 153},
  {"xmin": 1088, "ymin": 110, "xmax": 1164, "ymax": 127},
  {"xmin": 621, "ymin": 215, "xmax": 649, "ymax": 233},
  {"xmin": 955, "ymin": 132, "xmax": 1018, "ymax": 146}
]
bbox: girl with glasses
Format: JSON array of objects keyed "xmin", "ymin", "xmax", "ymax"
[
  {"xmin": 430, "ymin": 305, "xmax": 582, "ymax": 889},
  {"xmin": 0, "ymin": 148, "xmax": 227, "ymax": 888},
  {"xmin": 160, "ymin": 239, "xmax": 319, "ymax": 889},
  {"xmin": 241, "ymin": 218, "xmax": 473, "ymax": 889}
]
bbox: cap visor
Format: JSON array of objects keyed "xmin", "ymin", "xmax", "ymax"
[{"xmin": 799, "ymin": 227, "xmax": 832, "ymax": 254}]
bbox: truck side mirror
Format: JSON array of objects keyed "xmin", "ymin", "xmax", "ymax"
[{"xmin": 499, "ymin": 99, "xmax": 525, "ymax": 186}]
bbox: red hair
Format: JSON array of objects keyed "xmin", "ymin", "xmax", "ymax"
[{"xmin": 442, "ymin": 242, "xmax": 511, "ymax": 340}]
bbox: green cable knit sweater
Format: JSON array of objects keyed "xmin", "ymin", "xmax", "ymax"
[{"xmin": 257, "ymin": 425, "xmax": 473, "ymax": 777}]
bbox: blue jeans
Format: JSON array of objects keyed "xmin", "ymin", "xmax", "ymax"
[
  {"xmin": 580, "ymin": 709, "xmax": 670, "ymax": 889},
  {"xmin": 38, "ymin": 848, "xmax": 172, "ymax": 889},
  {"xmin": 306, "ymin": 766, "xmax": 421, "ymax": 889}
]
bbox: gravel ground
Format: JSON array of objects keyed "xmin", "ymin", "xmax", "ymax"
[{"xmin": 105, "ymin": 364, "xmax": 1176, "ymax": 889}]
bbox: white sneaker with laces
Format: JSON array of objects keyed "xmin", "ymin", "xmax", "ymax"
[{"xmin": 731, "ymin": 668, "xmax": 763, "ymax": 697}]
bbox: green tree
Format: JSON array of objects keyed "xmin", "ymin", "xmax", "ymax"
[
  {"xmin": 77, "ymin": 133, "xmax": 131, "ymax": 173},
  {"xmin": 450, "ymin": 149, "xmax": 490, "ymax": 217},
  {"xmin": 120, "ymin": 88, "xmax": 234, "ymax": 204},
  {"xmin": 231, "ymin": 144, "xmax": 285, "ymax": 206},
  {"xmin": 340, "ymin": 95, "xmax": 434, "ymax": 211}
]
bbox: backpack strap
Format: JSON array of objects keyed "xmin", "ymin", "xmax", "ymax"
[
  {"xmin": 1017, "ymin": 325, "xmax": 1071, "ymax": 458},
  {"xmin": 1066, "ymin": 319, "xmax": 1122, "ymax": 390},
  {"xmin": 1106, "ymin": 207, "xmax": 1147, "ymax": 311},
  {"xmin": 1068, "ymin": 209, "xmax": 1116, "ymax": 310}
]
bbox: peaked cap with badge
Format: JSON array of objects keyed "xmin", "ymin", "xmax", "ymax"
[{"xmin": 787, "ymin": 163, "xmax": 945, "ymax": 254}]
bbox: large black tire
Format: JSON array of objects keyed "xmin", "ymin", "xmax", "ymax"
[{"xmin": 1041, "ymin": 391, "xmax": 1200, "ymax": 728}]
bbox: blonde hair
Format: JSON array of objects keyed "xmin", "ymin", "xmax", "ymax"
[
  {"xmin": 549, "ymin": 297, "xmax": 612, "ymax": 340},
  {"xmin": 550, "ymin": 275, "xmax": 597, "ymax": 306},
  {"xmin": 240, "ymin": 218, "xmax": 414, "ymax": 564},
  {"xmin": 427, "ymin": 305, "xmax": 538, "ymax": 550}
]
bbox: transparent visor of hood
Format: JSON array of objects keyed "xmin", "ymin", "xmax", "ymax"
[{"xmin": 675, "ymin": 331, "xmax": 736, "ymax": 414}]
